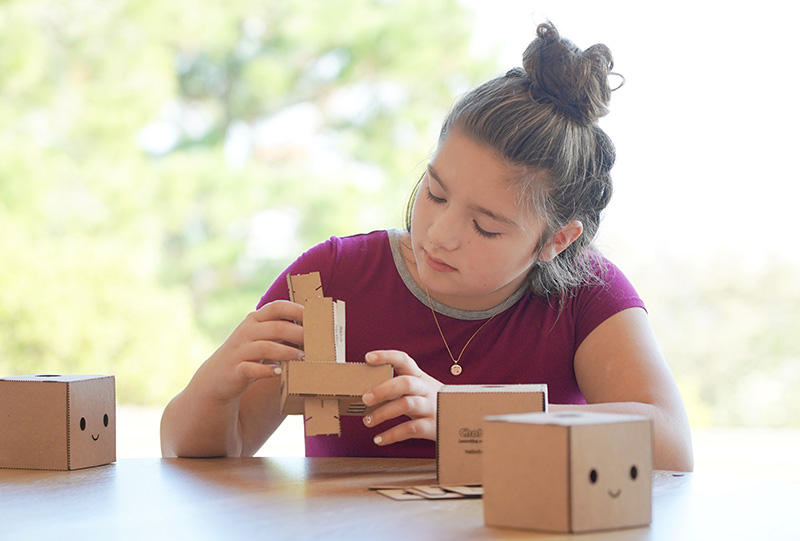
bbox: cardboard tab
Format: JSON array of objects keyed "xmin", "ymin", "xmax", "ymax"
[
  {"xmin": 282, "ymin": 272, "xmax": 392, "ymax": 436},
  {"xmin": 0, "ymin": 374, "xmax": 116, "ymax": 471},
  {"xmin": 303, "ymin": 398, "xmax": 341, "ymax": 436},
  {"xmin": 482, "ymin": 411, "xmax": 653, "ymax": 533},
  {"xmin": 436, "ymin": 384, "xmax": 547, "ymax": 485},
  {"xmin": 287, "ymin": 272, "xmax": 345, "ymax": 363},
  {"xmin": 287, "ymin": 271, "xmax": 324, "ymax": 304}
]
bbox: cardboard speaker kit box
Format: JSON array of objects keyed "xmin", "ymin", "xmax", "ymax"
[
  {"xmin": 0, "ymin": 374, "xmax": 116, "ymax": 471},
  {"xmin": 482, "ymin": 411, "xmax": 653, "ymax": 534},
  {"xmin": 281, "ymin": 271, "xmax": 393, "ymax": 436},
  {"xmin": 436, "ymin": 384, "xmax": 547, "ymax": 485}
]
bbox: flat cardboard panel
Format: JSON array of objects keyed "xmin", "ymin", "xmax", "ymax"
[
  {"xmin": 482, "ymin": 411, "xmax": 652, "ymax": 533},
  {"xmin": 303, "ymin": 298, "xmax": 338, "ymax": 362},
  {"xmin": 287, "ymin": 272, "xmax": 345, "ymax": 363},
  {"xmin": 67, "ymin": 377, "xmax": 117, "ymax": 471},
  {"xmin": 0, "ymin": 375, "xmax": 115, "ymax": 471},
  {"xmin": 436, "ymin": 384, "xmax": 547, "ymax": 485},
  {"xmin": 287, "ymin": 271, "xmax": 324, "ymax": 304},
  {"xmin": 483, "ymin": 421, "xmax": 569, "ymax": 532},
  {"xmin": 570, "ymin": 418, "xmax": 652, "ymax": 532},
  {"xmin": 0, "ymin": 379, "xmax": 68, "ymax": 470},
  {"xmin": 303, "ymin": 398, "xmax": 341, "ymax": 436},
  {"xmin": 280, "ymin": 361, "xmax": 393, "ymax": 417}
]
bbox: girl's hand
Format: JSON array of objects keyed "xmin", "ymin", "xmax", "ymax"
[
  {"xmin": 360, "ymin": 350, "xmax": 443, "ymax": 445},
  {"xmin": 197, "ymin": 300, "xmax": 305, "ymax": 403}
]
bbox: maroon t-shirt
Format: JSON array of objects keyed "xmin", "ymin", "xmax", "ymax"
[{"xmin": 258, "ymin": 229, "xmax": 645, "ymax": 458}]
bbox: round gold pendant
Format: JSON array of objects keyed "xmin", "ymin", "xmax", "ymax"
[{"xmin": 450, "ymin": 364, "xmax": 462, "ymax": 376}]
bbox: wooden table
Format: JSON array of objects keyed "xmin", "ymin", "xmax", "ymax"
[{"xmin": 1, "ymin": 458, "xmax": 798, "ymax": 540}]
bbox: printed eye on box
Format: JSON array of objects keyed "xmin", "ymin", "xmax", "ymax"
[
  {"xmin": 482, "ymin": 411, "xmax": 653, "ymax": 534},
  {"xmin": 281, "ymin": 272, "xmax": 393, "ymax": 437},
  {"xmin": 0, "ymin": 374, "xmax": 116, "ymax": 471},
  {"xmin": 436, "ymin": 384, "xmax": 547, "ymax": 485}
]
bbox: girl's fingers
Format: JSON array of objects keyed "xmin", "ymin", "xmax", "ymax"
[
  {"xmin": 362, "ymin": 375, "xmax": 430, "ymax": 408},
  {"xmin": 239, "ymin": 340, "xmax": 305, "ymax": 364},
  {"xmin": 236, "ymin": 360, "xmax": 282, "ymax": 381},
  {"xmin": 251, "ymin": 300, "xmax": 304, "ymax": 323},
  {"xmin": 363, "ymin": 392, "xmax": 432, "ymax": 427},
  {"xmin": 364, "ymin": 350, "xmax": 423, "ymax": 377},
  {"xmin": 371, "ymin": 417, "xmax": 436, "ymax": 446},
  {"xmin": 240, "ymin": 319, "xmax": 305, "ymax": 349}
]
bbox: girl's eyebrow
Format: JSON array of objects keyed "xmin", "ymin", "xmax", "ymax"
[
  {"xmin": 427, "ymin": 164, "xmax": 519, "ymax": 227},
  {"xmin": 427, "ymin": 164, "xmax": 449, "ymax": 193}
]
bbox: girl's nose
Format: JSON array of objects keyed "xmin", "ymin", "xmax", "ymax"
[{"xmin": 428, "ymin": 209, "xmax": 460, "ymax": 250}]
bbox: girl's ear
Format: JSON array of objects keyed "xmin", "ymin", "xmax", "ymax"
[{"xmin": 539, "ymin": 220, "xmax": 583, "ymax": 262}]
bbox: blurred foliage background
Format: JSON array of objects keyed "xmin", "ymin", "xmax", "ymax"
[{"xmin": 1, "ymin": 0, "xmax": 798, "ymax": 427}]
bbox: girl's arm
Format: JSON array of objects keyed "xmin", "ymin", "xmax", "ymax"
[
  {"xmin": 566, "ymin": 306, "xmax": 694, "ymax": 471},
  {"xmin": 160, "ymin": 301, "xmax": 304, "ymax": 458}
]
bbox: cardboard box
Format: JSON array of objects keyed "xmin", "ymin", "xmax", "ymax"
[
  {"xmin": 482, "ymin": 411, "xmax": 653, "ymax": 533},
  {"xmin": 282, "ymin": 272, "xmax": 392, "ymax": 436},
  {"xmin": 436, "ymin": 384, "xmax": 547, "ymax": 485},
  {"xmin": 0, "ymin": 374, "xmax": 116, "ymax": 470}
]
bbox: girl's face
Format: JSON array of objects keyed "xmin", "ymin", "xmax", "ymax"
[{"xmin": 407, "ymin": 129, "xmax": 548, "ymax": 311}]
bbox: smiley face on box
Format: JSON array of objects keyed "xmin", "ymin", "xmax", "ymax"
[
  {"xmin": 0, "ymin": 374, "xmax": 116, "ymax": 470},
  {"xmin": 482, "ymin": 411, "xmax": 652, "ymax": 533}
]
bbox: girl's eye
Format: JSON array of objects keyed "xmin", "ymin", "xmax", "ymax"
[
  {"xmin": 425, "ymin": 189, "xmax": 446, "ymax": 204},
  {"xmin": 473, "ymin": 220, "xmax": 501, "ymax": 239}
]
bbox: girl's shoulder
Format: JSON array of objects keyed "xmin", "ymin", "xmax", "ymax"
[
  {"xmin": 564, "ymin": 254, "xmax": 646, "ymax": 346},
  {"xmin": 257, "ymin": 230, "xmax": 394, "ymax": 308}
]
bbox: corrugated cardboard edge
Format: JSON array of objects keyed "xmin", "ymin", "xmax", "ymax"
[{"xmin": 66, "ymin": 375, "xmax": 117, "ymax": 471}]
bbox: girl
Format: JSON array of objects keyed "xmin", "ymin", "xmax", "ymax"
[{"xmin": 161, "ymin": 22, "xmax": 694, "ymax": 472}]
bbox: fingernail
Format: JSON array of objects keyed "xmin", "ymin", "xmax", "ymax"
[
  {"xmin": 298, "ymin": 352, "xmax": 305, "ymax": 361},
  {"xmin": 365, "ymin": 353, "xmax": 375, "ymax": 363},
  {"xmin": 273, "ymin": 366, "xmax": 282, "ymax": 375},
  {"xmin": 362, "ymin": 392, "xmax": 374, "ymax": 406},
  {"xmin": 373, "ymin": 435, "xmax": 383, "ymax": 445},
  {"xmin": 363, "ymin": 415, "xmax": 372, "ymax": 426}
]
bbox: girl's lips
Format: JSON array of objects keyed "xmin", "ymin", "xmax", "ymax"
[{"xmin": 424, "ymin": 250, "xmax": 457, "ymax": 273}]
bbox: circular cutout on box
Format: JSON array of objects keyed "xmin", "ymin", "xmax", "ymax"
[{"xmin": 35, "ymin": 374, "xmax": 61, "ymax": 378}]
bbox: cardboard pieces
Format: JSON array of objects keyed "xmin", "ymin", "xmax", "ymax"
[
  {"xmin": 282, "ymin": 272, "xmax": 392, "ymax": 436},
  {"xmin": 436, "ymin": 384, "xmax": 547, "ymax": 486},
  {"xmin": 287, "ymin": 271, "xmax": 345, "ymax": 363},
  {"xmin": 372, "ymin": 484, "xmax": 483, "ymax": 501},
  {"xmin": 482, "ymin": 411, "xmax": 653, "ymax": 534},
  {"xmin": 280, "ymin": 360, "xmax": 393, "ymax": 436},
  {"xmin": 0, "ymin": 374, "xmax": 116, "ymax": 471}
]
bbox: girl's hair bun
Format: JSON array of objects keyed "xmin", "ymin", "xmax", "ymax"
[{"xmin": 522, "ymin": 22, "xmax": 618, "ymax": 125}]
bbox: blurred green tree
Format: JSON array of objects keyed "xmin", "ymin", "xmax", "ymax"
[
  {"xmin": 622, "ymin": 252, "xmax": 800, "ymax": 429},
  {"xmin": 0, "ymin": 0, "xmax": 495, "ymax": 404}
]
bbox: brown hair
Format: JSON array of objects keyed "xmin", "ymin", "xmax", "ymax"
[{"xmin": 406, "ymin": 22, "xmax": 621, "ymax": 298}]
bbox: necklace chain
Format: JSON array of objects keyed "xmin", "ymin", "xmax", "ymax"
[{"xmin": 424, "ymin": 288, "xmax": 501, "ymax": 376}]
